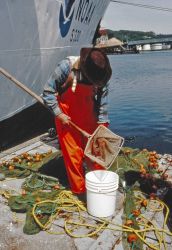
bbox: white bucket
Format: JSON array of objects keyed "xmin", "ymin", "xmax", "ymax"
[{"xmin": 86, "ymin": 170, "xmax": 119, "ymax": 217}]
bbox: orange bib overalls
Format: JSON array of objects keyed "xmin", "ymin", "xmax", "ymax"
[{"xmin": 55, "ymin": 84, "xmax": 104, "ymax": 194}]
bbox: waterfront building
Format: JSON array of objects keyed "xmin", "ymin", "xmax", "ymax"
[
  {"xmin": 151, "ymin": 43, "xmax": 162, "ymax": 50},
  {"xmin": 142, "ymin": 44, "xmax": 151, "ymax": 51}
]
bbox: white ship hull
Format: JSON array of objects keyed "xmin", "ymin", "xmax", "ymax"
[{"xmin": 0, "ymin": 0, "xmax": 110, "ymax": 122}]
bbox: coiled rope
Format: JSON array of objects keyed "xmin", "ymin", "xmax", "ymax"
[
  {"xmin": 0, "ymin": 186, "xmax": 171, "ymax": 249},
  {"xmin": 31, "ymin": 190, "xmax": 172, "ymax": 250}
]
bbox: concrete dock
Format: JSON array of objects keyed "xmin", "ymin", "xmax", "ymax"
[{"xmin": 0, "ymin": 135, "xmax": 172, "ymax": 250}]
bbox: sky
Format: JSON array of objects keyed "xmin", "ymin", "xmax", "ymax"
[{"xmin": 101, "ymin": 0, "xmax": 172, "ymax": 34}]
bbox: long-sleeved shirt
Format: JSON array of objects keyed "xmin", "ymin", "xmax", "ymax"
[{"xmin": 42, "ymin": 56, "xmax": 110, "ymax": 124}]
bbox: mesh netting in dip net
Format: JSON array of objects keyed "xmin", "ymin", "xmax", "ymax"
[{"xmin": 84, "ymin": 125, "xmax": 124, "ymax": 168}]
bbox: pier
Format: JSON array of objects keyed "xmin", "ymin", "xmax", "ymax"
[
  {"xmin": 95, "ymin": 30, "xmax": 172, "ymax": 54},
  {"xmin": 128, "ymin": 37, "xmax": 172, "ymax": 52}
]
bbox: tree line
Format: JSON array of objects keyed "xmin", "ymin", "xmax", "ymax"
[{"xmin": 105, "ymin": 29, "xmax": 172, "ymax": 42}]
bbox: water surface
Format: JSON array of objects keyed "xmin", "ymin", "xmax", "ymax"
[{"xmin": 108, "ymin": 51, "xmax": 172, "ymax": 154}]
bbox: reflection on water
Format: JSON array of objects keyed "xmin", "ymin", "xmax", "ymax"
[{"xmin": 108, "ymin": 51, "xmax": 172, "ymax": 154}]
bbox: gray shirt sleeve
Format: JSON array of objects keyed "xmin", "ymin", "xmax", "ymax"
[{"xmin": 42, "ymin": 59, "xmax": 71, "ymax": 116}]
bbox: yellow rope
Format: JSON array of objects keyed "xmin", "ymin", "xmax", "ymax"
[
  {"xmin": 32, "ymin": 191, "xmax": 86, "ymax": 231},
  {"xmin": 131, "ymin": 191, "xmax": 171, "ymax": 250},
  {"xmin": 1, "ymin": 185, "xmax": 171, "ymax": 249},
  {"xmin": 12, "ymin": 212, "xmax": 24, "ymax": 223},
  {"xmin": 64, "ymin": 220, "xmax": 107, "ymax": 238},
  {"xmin": 30, "ymin": 190, "xmax": 172, "ymax": 250}
]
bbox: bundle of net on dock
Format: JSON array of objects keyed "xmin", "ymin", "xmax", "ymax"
[{"xmin": 0, "ymin": 151, "xmax": 60, "ymax": 178}]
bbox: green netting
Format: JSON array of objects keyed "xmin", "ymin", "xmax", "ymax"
[
  {"xmin": 4, "ymin": 147, "xmax": 159, "ymax": 240},
  {"xmin": 22, "ymin": 173, "xmax": 64, "ymax": 192},
  {"xmin": 0, "ymin": 150, "xmax": 64, "ymax": 234},
  {"xmin": 0, "ymin": 166, "xmax": 30, "ymax": 178},
  {"xmin": 0, "ymin": 151, "xmax": 60, "ymax": 178},
  {"xmin": 8, "ymin": 190, "xmax": 62, "ymax": 234},
  {"xmin": 24, "ymin": 207, "xmax": 52, "ymax": 235},
  {"xmin": 122, "ymin": 188, "xmax": 143, "ymax": 250},
  {"xmin": 109, "ymin": 147, "xmax": 155, "ymax": 249},
  {"xmin": 109, "ymin": 147, "xmax": 152, "ymax": 179}
]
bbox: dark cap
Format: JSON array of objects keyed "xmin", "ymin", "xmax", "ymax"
[{"xmin": 80, "ymin": 48, "xmax": 112, "ymax": 87}]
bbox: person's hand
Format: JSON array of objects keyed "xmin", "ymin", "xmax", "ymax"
[{"xmin": 57, "ymin": 113, "xmax": 71, "ymax": 125}]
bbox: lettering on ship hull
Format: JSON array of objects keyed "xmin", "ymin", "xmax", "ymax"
[
  {"xmin": 59, "ymin": 0, "xmax": 76, "ymax": 37},
  {"xmin": 59, "ymin": 0, "xmax": 108, "ymax": 43}
]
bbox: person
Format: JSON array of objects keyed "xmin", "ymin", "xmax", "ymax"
[{"xmin": 42, "ymin": 48, "xmax": 112, "ymax": 194}]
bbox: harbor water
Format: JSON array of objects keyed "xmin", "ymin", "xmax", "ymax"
[{"xmin": 108, "ymin": 50, "xmax": 172, "ymax": 154}]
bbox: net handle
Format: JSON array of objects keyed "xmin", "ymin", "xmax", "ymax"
[
  {"xmin": 0, "ymin": 67, "xmax": 44, "ymax": 105},
  {"xmin": 69, "ymin": 121, "xmax": 90, "ymax": 138},
  {"xmin": 0, "ymin": 67, "xmax": 92, "ymax": 140}
]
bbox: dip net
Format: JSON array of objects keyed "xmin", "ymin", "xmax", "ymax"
[{"xmin": 84, "ymin": 125, "xmax": 124, "ymax": 169}]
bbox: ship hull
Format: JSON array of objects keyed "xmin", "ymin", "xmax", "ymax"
[{"xmin": 0, "ymin": 0, "xmax": 110, "ymax": 149}]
